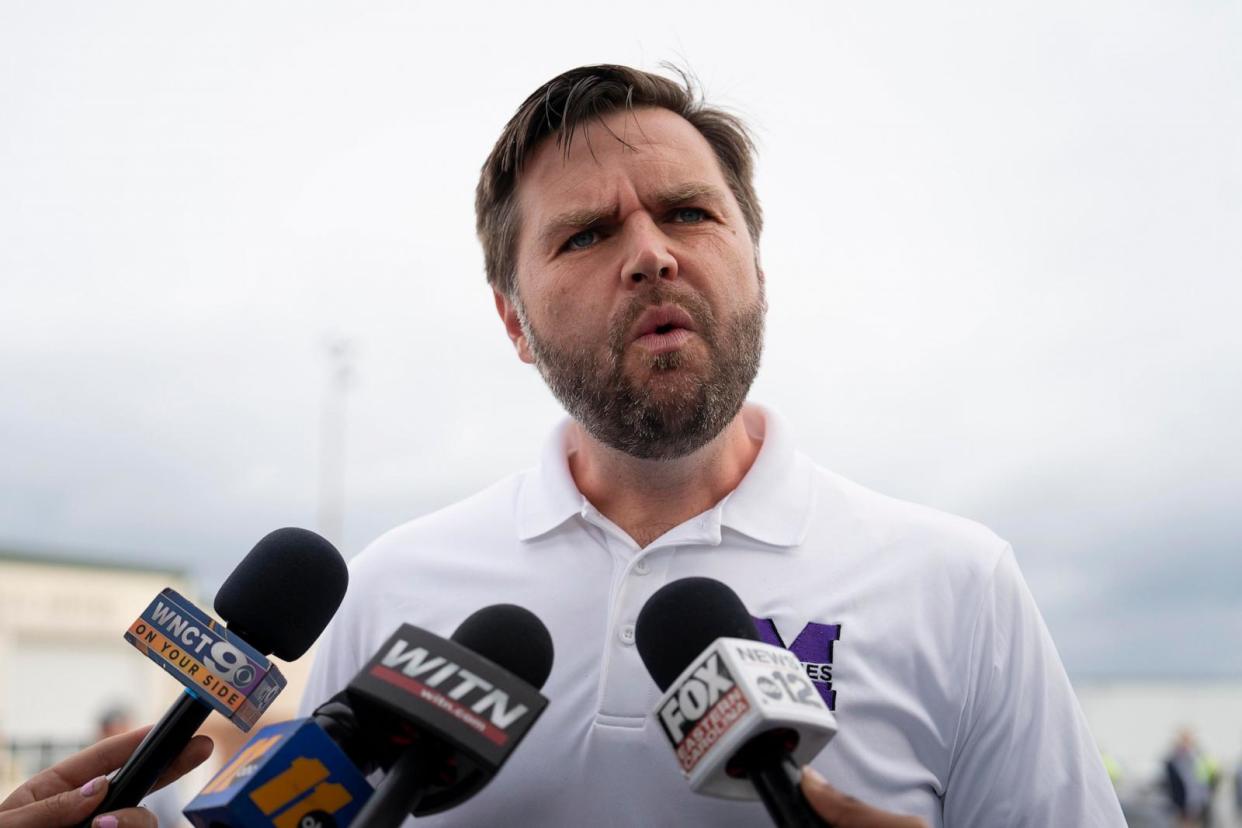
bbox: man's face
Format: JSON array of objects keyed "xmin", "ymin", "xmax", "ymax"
[{"xmin": 497, "ymin": 107, "xmax": 765, "ymax": 460}]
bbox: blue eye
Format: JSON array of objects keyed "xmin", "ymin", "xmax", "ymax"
[
  {"xmin": 564, "ymin": 229, "xmax": 600, "ymax": 251},
  {"xmin": 672, "ymin": 207, "xmax": 707, "ymax": 223}
]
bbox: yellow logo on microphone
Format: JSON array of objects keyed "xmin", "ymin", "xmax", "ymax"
[{"xmin": 249, "ymin": 757, "xmax": 353, "ymax": 828}]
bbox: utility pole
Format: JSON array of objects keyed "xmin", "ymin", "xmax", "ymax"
[{"xmin": 318, "ymin": 336, "xmax": 354, "ymax": 550}]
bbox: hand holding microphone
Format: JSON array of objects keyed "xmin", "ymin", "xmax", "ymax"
[
  {"xmin": 0, "ymin": 726, "xmax": 211, "ymax": 828},
  {"xmin": 84, "ymin": 528, "xmax": 349, "ymax": 826},
  {"xmin": 799, "ymin": 768, "xmax": 927, "ymax": 828}
]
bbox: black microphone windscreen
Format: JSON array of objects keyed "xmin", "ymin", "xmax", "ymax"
[
  {"xmin": 635, "ymin": 577, "xmax": 760, "ymax": 692},
  {"xmin": 213, "ymin": 527, "xmax": 349, "ymax": 660},
  {"xmin": 450, "ymin": 604, "xmax": 554, "ymax": 690}
]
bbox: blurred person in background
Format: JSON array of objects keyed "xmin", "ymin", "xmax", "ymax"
[
  {"xmin": 0, "ymin": 726, "xmax": 210, "ymax": 828},
  {"xmin": 1100, "ymin": 748, "xmax": 1122, "ymax": 789},
  {"xmin": 1165, "ymin": 728, "xmax": 1216, "ymax": 827},
  {"xmin": 94, "ymin": 710, "xmax": 130, "ymax": 741},
  {"xmin": 1233, "ymin": 749, "xmax": 1242, "ymax": 827}
]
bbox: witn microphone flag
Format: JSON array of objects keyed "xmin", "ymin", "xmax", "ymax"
[
  {"xmin": 346, "ymin": 622, "xmax": 548, "ymax": 789},
  {"xmin": 654, "ymin": 637, "xmax": 837, "ymax": 800},
  {"xmin": 125, "ymin": 588, "xmax": 286, "ymax": 731}
]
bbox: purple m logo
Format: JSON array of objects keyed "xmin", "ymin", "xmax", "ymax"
[{"xmin": 752, "ymin": 617, "xmax": 841, "ymax": 710}]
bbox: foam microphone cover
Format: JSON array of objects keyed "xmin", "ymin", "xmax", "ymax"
[
  {"xmin": 451, "ymin": 604, "xmax": 555, "ymax": 690},
  {"xmin": 635, "ymin": 576, "xmax": 760, "ymax": 692},
  {"xmin": 214, "ymin": 527, "xmax": 349, "ymax": 660}
]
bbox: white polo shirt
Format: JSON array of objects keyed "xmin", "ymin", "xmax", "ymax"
[{"xmin": 299, "ymin": 404, "xmax": 1124, "ymax": 827}]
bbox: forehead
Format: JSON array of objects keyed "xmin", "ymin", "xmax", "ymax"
[{"xmin": 515, "ymin": 107, "xmax": 731, "ymax": 230}]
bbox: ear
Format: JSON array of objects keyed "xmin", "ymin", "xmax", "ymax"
[{"xmin": 493, "ymin": 289, "xmax": 536, "ymax": 364}]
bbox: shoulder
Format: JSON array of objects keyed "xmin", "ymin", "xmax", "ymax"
[
  {"xmin": 330, "ymin": 471, "xmax": 534, "ymax": 641},
  {"xmin": 807, "ymin": 460, "xmax": 1010, "ymax": 585},
  {"xmin": 348, "ymin": 471, "xmax": 527, "ymax": 586},
  {"xmin": 299, "ymin": 471, "xmax": 532, "ymax": 713}
]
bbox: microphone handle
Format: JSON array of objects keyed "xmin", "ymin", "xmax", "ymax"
[
  {"xmin": 351, "ymin": 746, "xmax": 443, "ymax": 828},
  {"xmin": 734, "ymin": 730, "xmax": 831, "ymax": 828},
  {"xmin": 749, "ymin": 755, "xmax": 831, "ymax": 828},
  {"xmin": 81, "ymin": 690, "xmax": 213, "ymax": 826}
]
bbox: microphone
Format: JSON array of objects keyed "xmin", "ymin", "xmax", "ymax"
[
  {"xmin": 343, "ymin": 605, "xmax": 554, "ymax": 827},
  {"xmin": 86, "ymin": 528, "xmax": 349, "ymax": 824},
  {"xmin": 183, "ymin": 719, "xmax": 373, "ymax": 828},
  {"xmin": 635, "ymin": 577, "xmax": 837, "ymax": 828}
]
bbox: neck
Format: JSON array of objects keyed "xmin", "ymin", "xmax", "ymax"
[{"xmin": 567, "ymin": 411, "xmax": 762, "ymax": 548}]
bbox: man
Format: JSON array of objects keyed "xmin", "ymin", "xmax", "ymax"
[
  {"xmin": 1165, "ymin": 729, "xmax": 1214, "ymax": 827},
  {"xmin": 301, "ymin": 64, "xmax": 1124, "ymax": 826}
]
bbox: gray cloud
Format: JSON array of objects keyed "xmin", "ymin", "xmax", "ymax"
[{"xmin": 1, "ymin": 0, "xmax": 1238, "ymax": 678}]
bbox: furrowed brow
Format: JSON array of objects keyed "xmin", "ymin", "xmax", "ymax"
[
  {"xmin": 653, "ymin": 183, "xmax": 728, "ymax": 210},
  {"xmin": 538, "ymin": 205, "xmax": 615, "ymax": 249},
  {"xmin": 536, "ymin": 184, "xmax": 728, "ymax": 249}
]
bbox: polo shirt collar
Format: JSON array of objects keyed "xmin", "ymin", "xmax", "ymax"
[
  {"xmin": 515, "ymin": 418, "xmax": 584, "ymax": 541},
  {"xmin": 515, "ymin": 403, "xmax": 814, "ymax": 547},
  {"xmin": 718, "ymin": 404, "xmax": 815, "ymax": 547}
]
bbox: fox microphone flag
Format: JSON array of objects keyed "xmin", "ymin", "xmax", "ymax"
[
  {"xmin": 183, "ymin": 719, "xmax": 373, "ymax": 828},
  {"xmin": 636, "ymin": 577, "xmax": 837, "ymax": 827},
  {"xmin": 83, "ymin": 527, "xmax": 349, "ymax": 826}
]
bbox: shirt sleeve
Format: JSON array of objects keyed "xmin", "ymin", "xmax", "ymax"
[{"xmin": 942, "ymin": 547, "xmax": 1125, "ymax": 826}]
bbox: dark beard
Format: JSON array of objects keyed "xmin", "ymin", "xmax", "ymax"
[{"xmin": 519, "ymin": 285, "xmax": 765, "ymax": 460}]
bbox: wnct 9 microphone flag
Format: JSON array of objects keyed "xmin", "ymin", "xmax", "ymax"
[
  {"xmin": 124, "ymin": 588, "xmax": 285, "ymax": 731},
  {"xmin": 80, "ymin": 527, "xmax": 349, "ymax": 827}
]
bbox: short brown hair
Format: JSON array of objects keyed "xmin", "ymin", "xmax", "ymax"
[{"xmin": 475, "ymin": 64, "xmax": 763, "ymax": 297}]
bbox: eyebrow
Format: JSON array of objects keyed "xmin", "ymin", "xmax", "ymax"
[{"xmin": 537, "ymin": 182, "xmax": 729, "ymax": 249}]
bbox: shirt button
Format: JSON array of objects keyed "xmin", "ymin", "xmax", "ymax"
[
  {"xmin": 633, "ymin": 559, "xmax": 650, "ymax": 575},
  {"xmin": 618, "ymin": 623, "xmax": 636, "ymax": 646}
]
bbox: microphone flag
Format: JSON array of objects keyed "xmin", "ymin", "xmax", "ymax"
[
  {"xmin": 184, "ymin": 719, "xmax": 373, "ymax": 828},
  {"xmin": 344, "ymin": 622, "xmax": 550, "ymax": 816},
  {"xmin": 124, "ymin": 588, "xmax": 286, "ymax": 731},
  {"xmin": 653, "ymin": 637, "xmax": 837, "ymax": 799}
]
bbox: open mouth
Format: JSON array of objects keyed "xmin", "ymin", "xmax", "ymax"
[
  {"xmin": 631, "ymin": 304, "xmax": 698, "ymax": 342},
  {"xmin": 628, "ymin": 304, "xmax": 699, "ymax": 357}
]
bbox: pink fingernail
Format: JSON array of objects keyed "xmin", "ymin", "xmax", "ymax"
[
  {"xmin": 94, "ymin": 816, "xmax": 118, "ymax": 828},
  {"xmin": 79, "ymin": 776, "xmax": 105, "ymax": 797}
]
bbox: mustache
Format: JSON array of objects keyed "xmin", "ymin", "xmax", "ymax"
[{"xmin": 607, "ymin": 286, "xmax": 717, "ymax": 355}]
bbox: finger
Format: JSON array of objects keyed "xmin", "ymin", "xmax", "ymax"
[
  {"xmin": 150, "ymin": 734, "xmax": 214, "ymax": 792},
  {"xmin": 0, "ymin": 775, "xmax": 109, "ymax": 828},
  {"xmin": 21, "ymin": 728, "xmax": 154, "ymax": 803},
  {"xmin": 800, "ymin": 767, "xmax": 928, "ymax": 828},
  {"xmin": 800, "ymin": 767, "xmax": 854, "ymax": 820},
  {"xmin": 91, "ymin": 807, "xmax": 156, "ymax": 828}
]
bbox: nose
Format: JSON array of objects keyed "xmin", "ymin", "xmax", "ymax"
[{"xmin": 620, "ymin": 214, "xmax": 678, "ymax": 287}]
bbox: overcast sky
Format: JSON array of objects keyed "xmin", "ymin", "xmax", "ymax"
[{"xmin": 2, "ymin": 1, "xmax": 1238, "ymax": 678}]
